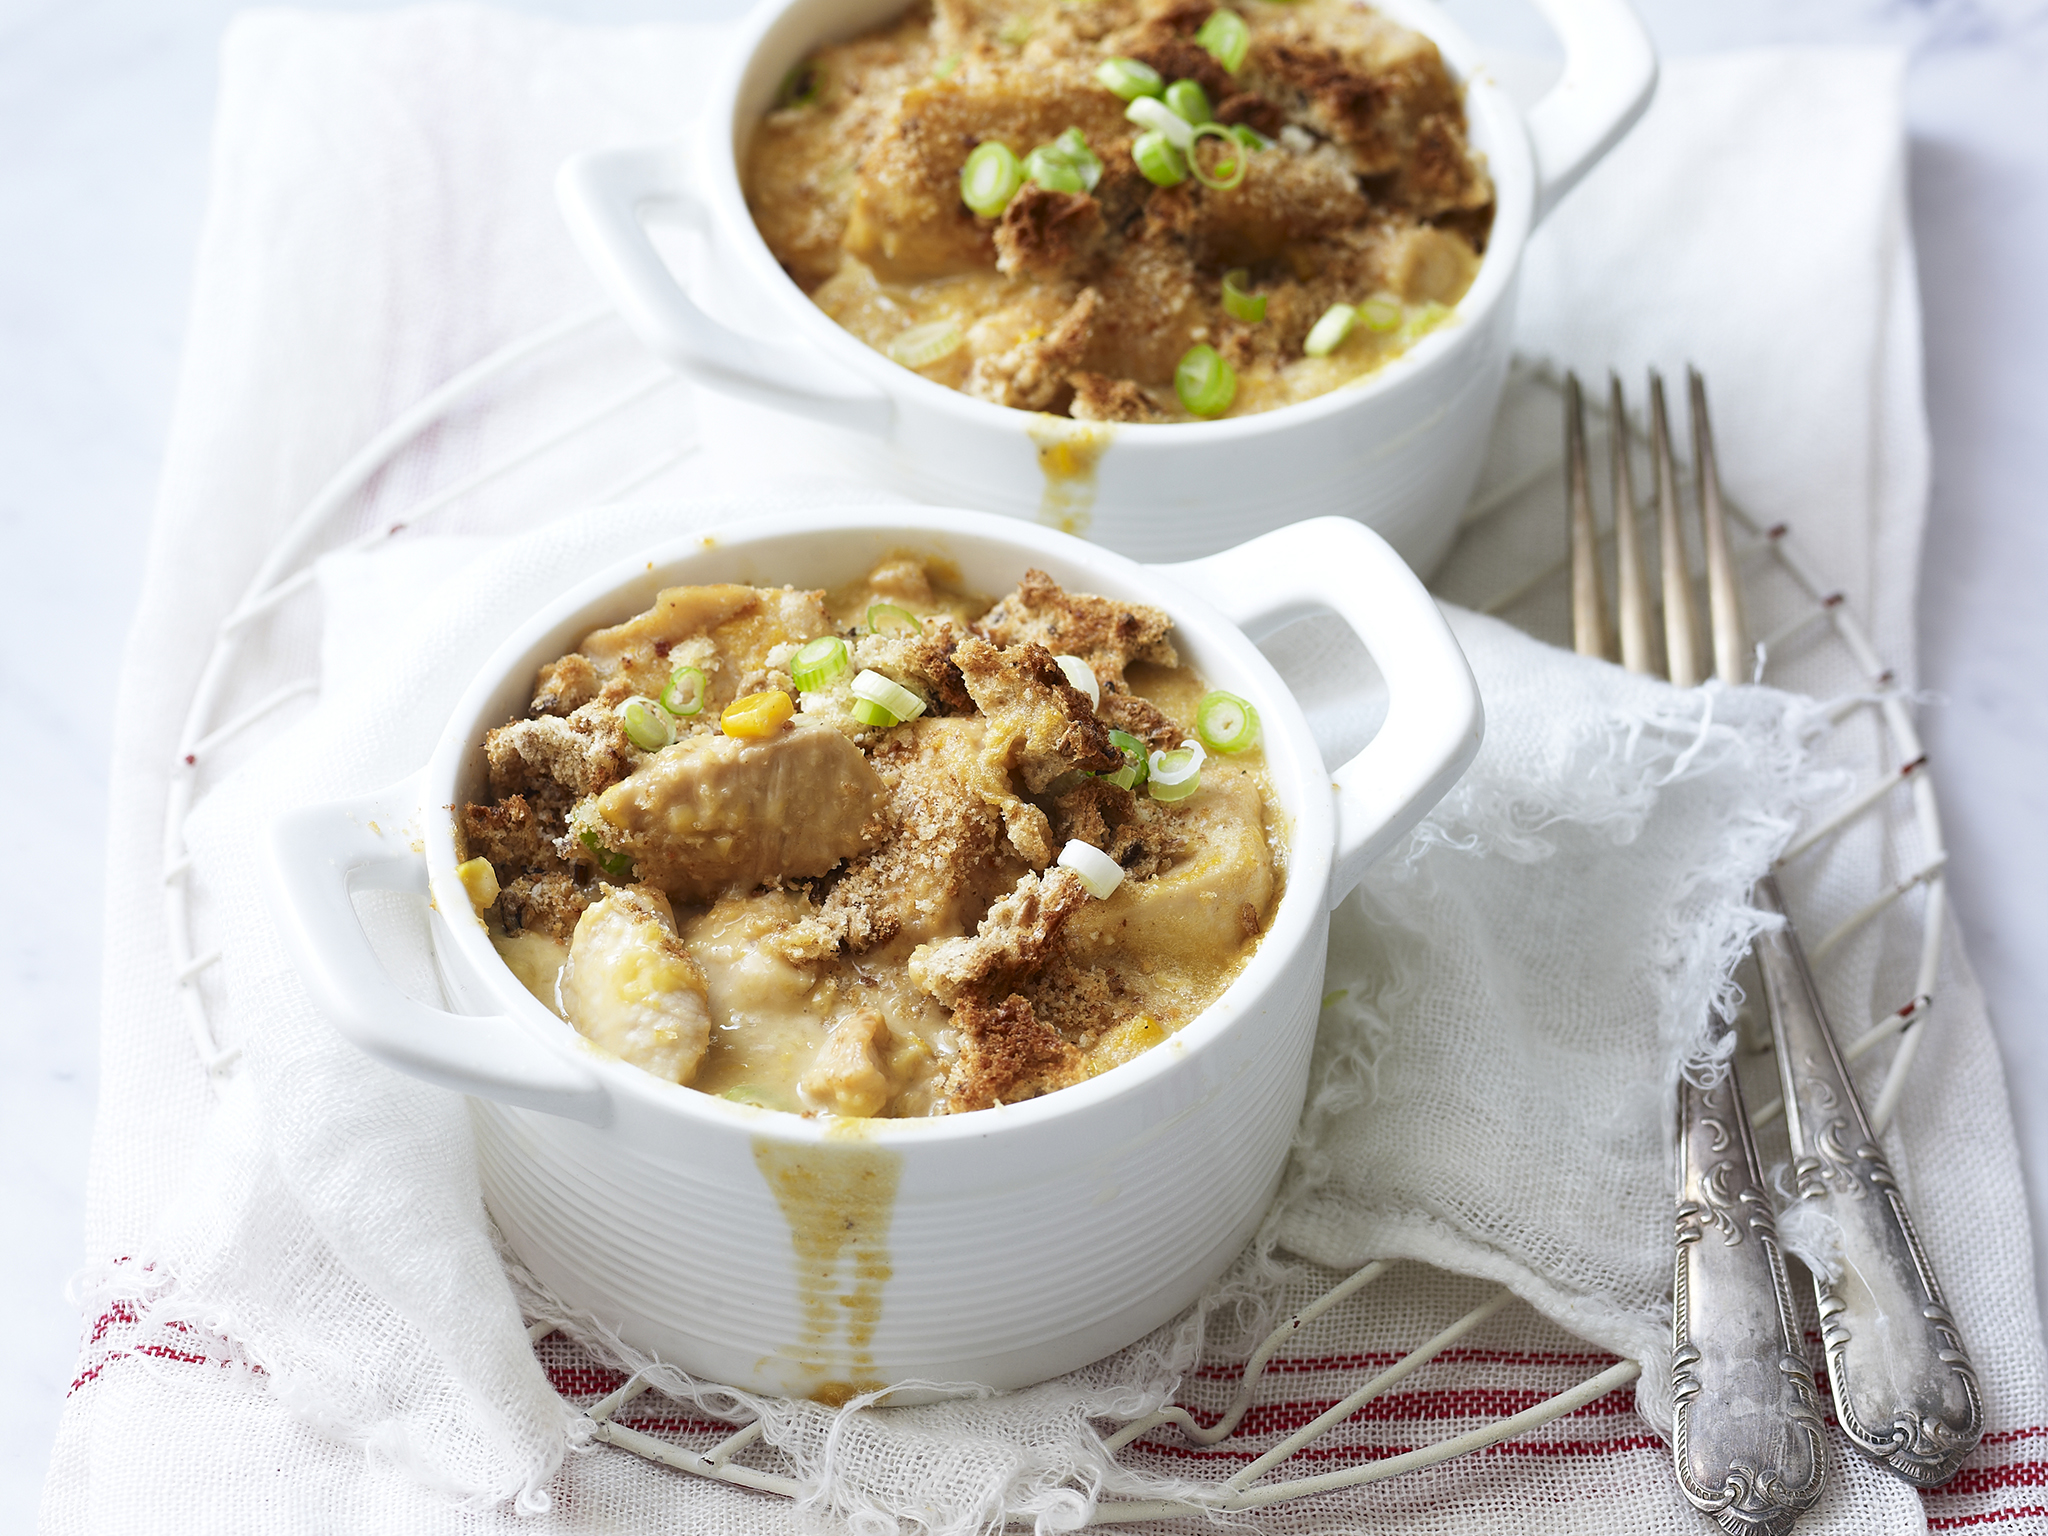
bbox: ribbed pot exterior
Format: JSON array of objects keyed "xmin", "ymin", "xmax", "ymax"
[{"xmin": 457, "ymin": 909, "xmax": 1323, "ymax": 1396}]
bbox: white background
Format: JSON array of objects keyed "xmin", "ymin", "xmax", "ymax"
[{"xmin": 4, "ymin": 0, "xmax": 2044, "ymax": 1518}]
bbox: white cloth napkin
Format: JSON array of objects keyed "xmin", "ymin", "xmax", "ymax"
[{"xmin": 42, "ymin": 8, "xmax": 2048, "ymax": 1533}]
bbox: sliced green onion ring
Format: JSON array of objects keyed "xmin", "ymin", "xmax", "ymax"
[
  {"xmin": 886, "ymin": 321, "xmax": 964, "ymax": 370},
  {"xmin": 791, "ymin": 636, "xmax": 851, "ymax": 692},
  {"xmin": 660, "ymin": 665, "xmax": 706, "ymax": 717},
  {"xmin": 849, "ymin": 697, "xmax": 899, "ymax": 728},
  {"xmin": 932, "ymin": 52, "xmax": 961, "ymax": 79},
  {"xmin": 1105, "ymin": 729, "xmax": 1150, "ymax": 790},
  {"xmin": 1053, "ymin": 653, "xmax": 1100, "ymax": 707},
  {"xmin": 1126, "ymin": 95, "xmax": 1194, "ymax": 151},
  {"xmin": 1174, "ymin": 343, "xmax": 1237, "ymax": 417},
  {"xmin": 1188, "ymin": 123, "xmax": 1247, "ymax": 190},
  {"xmin": 616, "ymin": 695, "xmax": 675, "ymax": 752},
  {"xmin": 961, "ymin": 141, "xmax": 1024, "ymax": 217},
  {"xmin": 1147, "ymin": 740, "xmax": 1206, "ymax": 801},
  {"xmin": 1195, "ymin": 7, "xmax": 1250, "ymax": 72},
  {"xmin": 851, "ymin": 668, "xmax": 927, "ymax": 724},
  {"xmin": 866, "ymin": 602, "xmax": 924, "ymax": 638},
  {"xmin": 1221, "ymin": 268, "xmax": 1266, "ymax": 323},
  {"xmin": 1163, "ymin": 78, "xmax": 1212, "ymax": 125},
  {"xmin": 1359, "ymin": 292, "xmax": 1402, "ymax": 333},
  {"xmin": 1058, "ymin": 839, "xmax": 1125, "ymax": 899},
  {"xmin": 1094, "ymin": 56, "xmax": 1163, "ymax": 100},
  {"xmin": 1303, "ymin": 302, "xmax": 1358, "ymax": 358},
  {"xmin": 1131, "ymin": 130, "xmax": 1189, "ymax": 187},
  {"xmin": 1195, "ymin": 690, "xmax": 1260, "ymax": 752},
  {"xmin": 1231, "ymin": 123, "xmax": 1273, "ymax": 151},
  {"xmin": 1023, "ymin": 144, "xmax": 1089, "ymax": 194}
]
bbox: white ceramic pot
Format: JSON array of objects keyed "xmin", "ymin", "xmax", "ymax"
[
  {"xmin": 269, "ymin": 508, "xmax": 1480, "ymax": 1398},
  {"xmin": 555, "ymin": 0, "xmax": 1652, "ymax": 576}
]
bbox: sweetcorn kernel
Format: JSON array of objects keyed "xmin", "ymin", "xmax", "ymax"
[
  {"xmin": 455, "ymin": 856, "xmax": 500, "ymax": 911},
  {"xmin": 721, "ymin": 688, "xmax": 796, "ymax": 738}
]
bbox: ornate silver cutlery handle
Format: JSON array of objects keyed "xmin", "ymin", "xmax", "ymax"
[
  {"xmin": 1673, "ymin": 1044, "xmax": 1829, "ymax": 1535},
  {"xmin": 1753, "ymin": 875, "xmax": 1983, "ymax": 1486}
]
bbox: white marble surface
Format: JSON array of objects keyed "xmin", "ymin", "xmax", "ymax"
[{"xmin": 4, "ymin": 0, "xmax": 2044, "ymax": 1519}]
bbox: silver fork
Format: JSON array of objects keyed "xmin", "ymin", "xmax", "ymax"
[{"xmin": 1566, "ymin": 371, "xmax": 1983, "ymax": 1532}]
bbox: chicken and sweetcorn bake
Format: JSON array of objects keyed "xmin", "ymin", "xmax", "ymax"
[
  {"xmin": 745, "ymin": 0, "xmax": 1492, "ymax": 421},
  {"xmin": 457, "ymin": 558, "xmax": 1283, "ymax": 1117}
]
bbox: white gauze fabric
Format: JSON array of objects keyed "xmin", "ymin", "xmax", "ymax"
[{"xmin": 43, "ymin": 10, "xmax": 2048, "ymax": 1535}]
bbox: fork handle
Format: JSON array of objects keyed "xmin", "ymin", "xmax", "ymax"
[
  {"xmin": 1752, "ymin": 876, "xmax": 1984, "ymax": 1486},
  {"xmin": 1673, "ymin": 1047, "xmax": 1828, "ymax": 1535}
]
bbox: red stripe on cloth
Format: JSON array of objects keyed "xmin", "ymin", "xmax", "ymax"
[
  {"xmin": 1191, "ymin": 1345, "xmax": 1619, "ymax": 1382},
  {"xmin": 1924, "ymin": 1462, "xmax": 2048, "ymax": 1498},
  {"xmin": 1131, "ymin": 1429, "xmax": 1666, "ymax": 1466},
  {"xmin": 1173, "ymin": 1384, "xmax": 1641, "ymax": 1440},
  {"xmin": 1924, "ymin": 1506, "xmax": 2048, "ymax": 1530}
]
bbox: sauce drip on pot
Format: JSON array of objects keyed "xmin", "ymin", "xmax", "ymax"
[{"xmin": 753, "ymin": 1136, "xmax": 903, "ymax": 1402}]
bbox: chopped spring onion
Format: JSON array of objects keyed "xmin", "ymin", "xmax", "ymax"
[
  {"xmin": 1023, "ymin": 145, "xmax": 1088, "ymax": 194},
  {"xmin": 1163, "ymin": 78, "xmax": 1212, "ymax": 125},
  {"xmin": 720, "ymin": 688, "xmax": 795, "ymax": 738},
  {"xmin": 1221, "ymin": 268, "xmax": 1266, "ymax": 323},
  {"xmin": 1024, "ymin": 129, "xmax": 1103, "ymax": 194},
  {"xmin": 1175, "ymin": 343, "xmax": 1237, "ymax": 417},
  {"xmin": 616, "ymin": 695, "xmax": 675, "ymax": 751},
  {"xmin": 722, "ymin": 1085, "xmax": 774, "ymax": 1107},
  {"xmin": 849, "ymin": 698, "xmax": 897, "ymax": 728},
  {"xmin": 1195, "ymin": 7, "xmax": 1250, "ymax": 72},
  {"xmin": 790, "ymin": 636, "xmax": 851, "ymax": 691},
  {"xmin": 1147, "ymin": 740, "xmax": 1206, "ymax": 802},
  {"xmin": 1303, "ymin": 302, "xmax": 1357, "ymax": 357},
  {"xmin": 579, "ymin": 829, "xmax": 633, "ymax": 879},
  {"xmin": 1094, "ymin": 56, "xmax": 1163, "ymax": 101},
  {"xmin": 660, "ymin": 664, "xmax": 706, "ymax": 716},
  {"xmin": 1126, "ymin": 95, "xmax": 1194, "ymax": 151},
  {"xmin": 866, "ymin": 602, "xmax": 924, "ymax": 637},
  {"xmin": 886, "ymin": 321, "xmax": 964, "ymax": 370},
  {"xmin": 1058, "ymin": 839, "xmax": 1125, "ymax": 899},
  {"xmin": 1359, "ymin": 292, "xmax": 1402, "ymax": 332},
  {"xmin": 1053, "ymin": 653, "xmax": 1100, "ymax": 707},
  {"xmin": 1132, "ymin": 130, "xmax": 1189, "ymax": 187},
  {"xmin": 1195, "ymin": 689, "xmax": 1260, "ymax": 752},
  {"xmin": 1105, "ymin": 728, "xmax": 1150, "ymax": 790},
  {"xmin": 775, "ymin": 60, "xmax": 823, "ymax": 109},
  {"xmin": 455, "ymin": 856, "xmax": 500, "ymax": 911},
  {"xmin": 932, "ymin": 52, "xmax": 961, "ymax": 79},
  {"xmin": 851, "ymin": 669, "xmax": 927, "ymax": 726},
  {"xmin": 1188, "ymin": 123, "xmax": 1247, "ymax": 189},
  {"xmin": 961, "ymin": 141, "xmax": 1025, "ymax": 217},
  {"xmin": 1232, "ymin": 123, "xmax": 1273, "ymax": 151},
  {"xmin": 998, "ymin": 14, "xmax": 1032, "ymax": 44}
]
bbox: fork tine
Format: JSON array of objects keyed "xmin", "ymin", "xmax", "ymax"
[
  {"xmin": 1609, "ymin": 373, "xmax": 1658, "ymax": 675},
  {"xmin": 1565, "ymin": 373, "xmax": 1610, "ymax": 660},
  {"xmin": 1650, "ymin": 371, "xmax": 1703, "ymax": 687},
  {"xmin": 1691, "ymin": 367, "xmax": 1751, "ymax": 682}
]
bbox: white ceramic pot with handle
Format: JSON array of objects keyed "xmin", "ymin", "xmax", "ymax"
[
  {"xmin": 269, "ymin": 508, "xmax": 1479, "ymax": 1398},
  {"xmin": 555, "ymin": 0, "xmax": 1653, "ymax": 575}
]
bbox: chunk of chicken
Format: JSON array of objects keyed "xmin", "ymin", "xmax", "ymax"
[
  {"xmin": 799, "ymin": 1009, "xmax": 897, "ymax": 1117},
  {"xmin": 559, "ymin": 887, "xmax": 713, "ymax": 1085},
  {"xmin": 582, "ymin": 722, "xmax": 888, "ymax": 904},
  {"xmin": 1063, "ymin": 768, "xmax": 1274, "ymax": 963}
]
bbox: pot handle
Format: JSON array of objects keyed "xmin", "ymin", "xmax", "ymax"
[
  {"xmin": 1155, "ymin": 518, "xmax": 1482, "ymax": 909},
  {"xmin": 269, "ymin": 779, "xmax": 611, "ymax": 1125},
  {"xmin": 556, "ymin": 141, "xmax": 893, "ymax": 436},
  {"xmin": 1523, "ymin": 0, "xmax": 1658, "ymax": 223}
]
